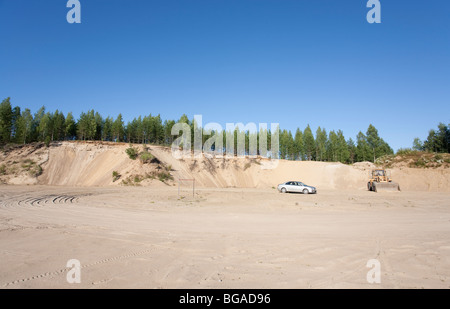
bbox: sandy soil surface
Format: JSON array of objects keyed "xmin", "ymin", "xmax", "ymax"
[{"xmin": 1, "ymin": 185, "xmax": 449, "ymax": 289}]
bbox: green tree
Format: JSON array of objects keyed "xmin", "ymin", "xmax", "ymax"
[
  {"xmin": 32, "ymin": 106, "xmax": 46, "ymax": 142},
  {"xmin": 77, "ymin": 110, "xmax": 97, "ymax": 140},
  {"xmin": 94, "ymin": 112, "xmax": 103, "ymax": 141},
  {"xmin": 356, "ymin": 131, "xmax": 371, "ymax": 162},
  {"xmin": 327, "ymin": 130, "xmax": 338, "ymax": 162},
  {"xmin": 65, "ymin": 112, "xmax": 77, "ymax": 139},
  {"xmin": 11, "ymin": 106, "xmax": 21, "ymax": 141},
  {"xmin": 0, "ymin": 97, "xmax": 13, "ymax": 143},
  {"xmin": 435, "ymin": 123, "xmax": 450, "ymax": 153},
  {"xmin": 293, "ymin": 128, "xmax": 304, "ymax": 160},
  {"xmin": 303, "ymin": 125, "xmax": 315, "ymax": 161},
  {"xmin": 279, "ymin": 130, "xmax": 295, "ymax": 159},
  {"xmin": 347, "ymin": 138, "xmax": 356, "ymax": 164},
  {"xmin": 127, "ymin": 118, "xmax": 139, "ymax": 143},
  {"xmin": 152, "ymin": 114, "xmax": 164, "ymax": 144},
  {"xmin": 365, "ymin": 124, "xmax": 393, "ymax": 162},
  {"xmin": 337, "ymin": 130, "xmax": 350, "ymax": 163},
  {"xmin": 102, "ymin": 116, "xmax": 113, "ymax": 141},
  {"xmin": 53, "ymin": 110, "xmax": 66, "ymax": 141},
  {"xmin": 163, "ymin": 119, "xmax": 176, "ymax": 145},
  {"xmin": 15, "ymin": 109, "xmax": 33, "ymax": 144},
  {"xmin": 315, "ymin": 127, "xmax": 327, "ymax": 161},
  {"xmin": 112, "ymin": 114, "xmax": 124, "ymax": 142},
  {"xmin": 366, "ymin": 124, "xmax": 380, "ymax": 162},
  {"xmin": 135, "ymin": 116, "xmax": 144, "ymax": 144},
  {"xmin": 412, "ymin": 137, "xmax": 423, "ymax": 151},
  {"xmin": 38, "ymin": 112, "xmax": 53, "ymax": 141}
]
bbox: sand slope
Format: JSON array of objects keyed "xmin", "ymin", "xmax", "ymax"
[{"xmin": 1, "ymin": 141, "xmax": 449, "ymax": 191}]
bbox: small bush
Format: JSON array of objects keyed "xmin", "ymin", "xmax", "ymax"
[
  {"xmin": 434, "ymin": 154, "xmax": 443, "ymax": 161},
  {"xmin": 44, "ymin": 136, "xmax": 51, "ymax": 147},
  {"xmin": 0, "ymin": 164, "xmax": 6, "ymax": 175},
  {"xmin": 134, "ymin": 175, "xmax": 143, "ymax": 183},
  {"xmin": 112, "ymin": 171, "xmax": 121, "ymax": 182},
  {"xmin": 396, "ymin": 148, "xmax": 418, "ymax": 156},
  {"xmin": 157, "ymin": 171, "xmax": 173, "ymax": 182},
  {"xmin": 140, "ymin": 151, "xmax": 154, "ymax": 164},
  {"xmin": 145, "ymin": 172, "xmax": 156, "ymax": 180},
  {"xmin": 414, "ymin": 157, "xmax": 427, "ymax": 168},
  {"xmin": 244, "ymin": 162, "xmax": 251, "ymax": 170},
  {"xmin": 125, "ymin": 146, "xmax": 138, "ymax": 160},
  {"xmin": 21, "ymin": 159, "xmax": 35, "ymax": 169},
  {"xmin": 29, "ymin": 165, "xmax": 43, "ymax": 177}
]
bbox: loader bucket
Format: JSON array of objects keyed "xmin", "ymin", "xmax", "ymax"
[{"xmin": 373, "ymin": 182, "xmax": 400, "ymax": 192}]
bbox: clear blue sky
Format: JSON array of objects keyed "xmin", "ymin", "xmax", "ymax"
[{"xmin": 0, "ymin": 0, "xmax": 449, "ymax": 151}]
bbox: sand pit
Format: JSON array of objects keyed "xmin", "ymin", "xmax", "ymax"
[{"xmin": 0, "ymin": 185, "xmax": 449, "ymax": 288}]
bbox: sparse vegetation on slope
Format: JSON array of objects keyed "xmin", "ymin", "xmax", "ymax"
[
  {"xmin": 125, "ymin": 146, "xmax": 139, "ymax": 160},
  {"xmin": 375, "ymin": 151, "xmax": 450, "ymax": 169},
  {"xmin": 112, "ymin": 171, "xmax": 121, "ymax": 182},
  {"xmin": 140, "ymin": 151, "xmax": 154, "ymax": 164}
]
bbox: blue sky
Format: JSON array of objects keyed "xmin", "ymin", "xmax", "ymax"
[{"xmin": 0, "ymin": 0, "xmax": 449, "ymax": 151}]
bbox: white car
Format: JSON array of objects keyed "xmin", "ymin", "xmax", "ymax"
[{"xmin": 277, "ymin": 181, "xmax": 317, "ymax": 194}]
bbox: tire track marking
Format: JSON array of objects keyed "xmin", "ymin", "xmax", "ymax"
[{"xmin": 1, "ymin": 248, "xmax": 153, "ymax": 288}]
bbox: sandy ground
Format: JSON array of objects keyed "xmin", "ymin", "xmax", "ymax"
[{"xmin": 1, "ymin": 185, "xmax": 449, "ymax": 289}]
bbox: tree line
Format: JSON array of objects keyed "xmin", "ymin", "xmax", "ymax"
[
  {"xmin": 412, "ymin": 123, "xmax": 450, "ymax": 154},
  {"xmin": 0, "ymin": 97, "xmax": 398, "ymax": 163}
]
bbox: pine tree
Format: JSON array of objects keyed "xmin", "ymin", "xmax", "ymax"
[
  {"xmin": 293, "ymin": 128, "xmax": 303, "ymax": 160},
  {"xmin": 366, "ymin": 124, "xmax": 381, "ymax": 162},
  {"xmin": 337, "ymin": 130, "xmax": 349, "ymax": 163},
  {"xmin": 315, "ymin": 127, "xmax": 327, "ymax": 161},
  {"xmin": 102, "ymin": 117, "xmax": 113, "ymax": 141},
  {"xmin": 53, "ymin": 110, "xmax": 66, "ymax": 141},
  {"xmin": 412, "ymin": 137, "xmax": 423, "ymax": 151},
  {"xmin": 327, "ymin": 130, "xmax": 338, "ymax": 162},
  {"xmin": 303, "ymin": 125, "xmax": 315, "ymax": 161},
  {"xmin": 11, "ymin": 106, "xmax": 21, "ymax": 141},
  {"xmin": 163, "ymin": 119, "xmax": 175, "ymax": 145},
  {"xmin": 38, "ymin": 112, "xmax": 53, "ymax": 141},
  {"xmin": 65, "ymin": 112, "xmax": 77, "ymax": 139},
  {"xmin": 15, "ymin": 109, "xmax": 33, "ymax": 144},
  {"xmin": 280, "ymin": 129, "xmax": 289, "ymax": 159},
  {"xmin": 112, "ymin": 114, "xmax": 124, "ymax": 142},
  {"xmin": 0, "ymin": 97, "xmax": 13, "ymax": 143},
  {"xmin": 347, "ymin": 138, "xmax": 356, "ymax": 164},
  {"xmin": 94, "ymin": 112, "xmax": 103, "ymax": 141},
  {"xmin": 356, "ymin": 131, "xmax": 371, "ymax": 162},
  {"xmin": 32, "ymin": 106, "xmax": 46, "ymax": 142}
]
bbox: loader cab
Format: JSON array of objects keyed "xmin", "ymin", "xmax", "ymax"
[{"xmin": 373, "ymin": 170, "xmax": 385, "ymax": 177}]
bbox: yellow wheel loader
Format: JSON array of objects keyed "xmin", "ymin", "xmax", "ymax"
[{"xmin": 367, "ymin": 169, "xmax": 400, "ymax": 192}]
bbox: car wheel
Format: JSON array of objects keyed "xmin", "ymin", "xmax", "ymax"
[
  {"xmin": 367, "ymin": 182, "xmax": 372, "ymax": 191},
  {"xmin": 281, "ymin": 187, "xmax": 287, "ymax": 193},
  {"xmin": 303, "ymin": 189, "xmax": 309, "ymax": 194}
]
